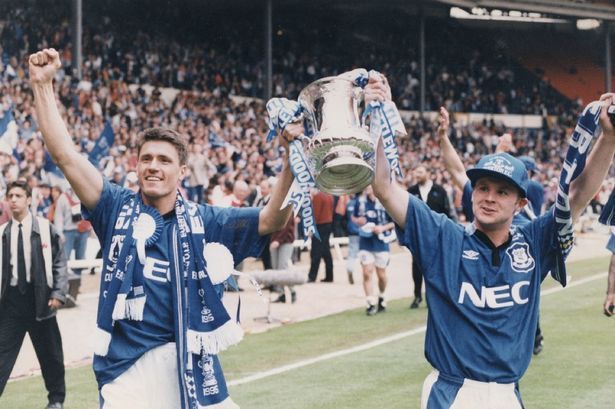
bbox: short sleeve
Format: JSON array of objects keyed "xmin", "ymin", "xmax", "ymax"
[
  {"xmin": 397, "ymin": 195, "xmax": 461, "ymax": 275},
  {"xmin": 82, "ymin": 179, "xmax": 134, "ymax": 248},
  {"xmin": 201, "ymin": 205, "xmax": 268, "ymax": 266}
]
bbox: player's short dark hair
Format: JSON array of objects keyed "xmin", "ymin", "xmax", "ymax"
[
  {"xmin": 137, "ymin": 128, "xmax": 189, "ymax": 166},
  {"xmin": 7, "ymin": 180, "xmax": 32, "ymax": 198}
]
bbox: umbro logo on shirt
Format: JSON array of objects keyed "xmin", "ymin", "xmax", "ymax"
[{"xmin": 462, "ymin": 250, "xmax": 479, "ymax": 260}]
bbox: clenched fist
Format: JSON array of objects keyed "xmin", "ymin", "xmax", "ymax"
[{"xmin": 29, "ymin": 48, "xmax": 62, "ymax": 85}]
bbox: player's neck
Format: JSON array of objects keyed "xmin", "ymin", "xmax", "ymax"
[
  {"xmin": 475, "ymin": 222, "xmax": 511, "ymax": 247},
  {"xmin": 141, "ymin": 192, "xmax": 176, "ymax": 214}
]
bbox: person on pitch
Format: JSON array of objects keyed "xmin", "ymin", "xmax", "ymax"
[
  {"xmin": 29, "ymin": 48, "xmax": 299, "ymax": 409},
  {"xmin": 366, "ymin": 72, "xmax": 615, "ymax": 408}
]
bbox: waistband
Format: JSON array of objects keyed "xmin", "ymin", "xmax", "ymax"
[{"xmin": 432, "ymin": 369, "xmax": 517, "ymax": 392}]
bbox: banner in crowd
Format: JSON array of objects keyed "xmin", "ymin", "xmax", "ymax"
[{"xmin": 88, "ymin": 121, "xmax": 115, "ymax": 166}]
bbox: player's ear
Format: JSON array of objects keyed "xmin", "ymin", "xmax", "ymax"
[
  {"xmin": 178, "ymin": 164, "xmax": 188, "ymax": 181},
  {"xmin": 516, "ymin": 197, "xmax": 529, "ymax": 211}
]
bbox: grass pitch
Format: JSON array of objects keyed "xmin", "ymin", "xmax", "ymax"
[{"xmin": 2, "ymin": 256, "xmax": 613, "ymax": 409}]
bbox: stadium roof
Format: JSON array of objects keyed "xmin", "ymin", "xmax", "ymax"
[{"xmin": 434, "ymin": 0, "xmax": 615, "ymax": 21}]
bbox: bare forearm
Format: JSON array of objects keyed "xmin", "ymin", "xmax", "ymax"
[
  {"xmin": 440, "ymin": 136, "xmax": 468, "ymax": 189},
  {"xmin": 32, "ymin": 83, "xmax": 102, "ymax": 208},
  {"xmin": 372, "ymin": 139, "xmax": 408, "ymax": 227},
  {"xmin": 31, "ymin": 83, "xmax": 74, "ymax": 164},
  {"xmin": 259, "ymin": 161, "xmax": 293, "ymax": 235}
]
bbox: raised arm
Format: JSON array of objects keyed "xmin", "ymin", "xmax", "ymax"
[
  {"xmin": 258, "ymin": 122, "xmax": 299, "ymax": 235},
  {"xmin": 367, "ymin": 75, "xmax": 409, "ymax": 227},
  {"xmin": 569, "ymin": 93, "xmax": 615, "ymax": 222},
  {"xmin": 29, "ymin": 48, "xmax": 102, "ymax": 209},
  {"xmin": 437, "ymin": 107, "xmax": 468, "ymax": 190}
]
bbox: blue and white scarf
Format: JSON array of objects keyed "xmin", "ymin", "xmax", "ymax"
[
  {"xmin": 94, "ymin": 192, "xmax": 241, "ymax": 408},
  {"xmin": 554, "ymin": 101, "xmax": 602, "ymax": 286},
  {"xmin": 265, "ymin": 97, "xmax": 319, "ymax": 240},
  {"xmin": 349, "ymin": 69, "xmax": 406, "ymax": 178}
]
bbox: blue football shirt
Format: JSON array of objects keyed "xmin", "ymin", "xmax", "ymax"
[
  {"xmin": 354, "ymin": 196, "xmax": 393, "ymax": 252},
  {"xmin": 85, "ymin": 179, "xmax": 266, "ymax": 387},
  {"xmin": 399, "ymin": 195, "xmax": 562, "ymax": 383}
]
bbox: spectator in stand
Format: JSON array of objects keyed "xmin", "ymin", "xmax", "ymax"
[
  {"xmin": 47, "ymin": 186, "xmax": 62, "ymax": 224},
  {"xmin": 186, "ymin": 143, "xmax": 214, "ymax": 203},
  {"xmin": 307, "ymin": 190, "xmax": 334, "ymax": 283},
  {"xmin": 229, "ymin": 180, "xmax": 250, "ymax": 208},
  {"xmin": 0, "ymin": 194, "xmax": 11, "ymax": 226},
  {"xmin": 34, "ymin": 182, "xmax": 53, "ymax": 218}
]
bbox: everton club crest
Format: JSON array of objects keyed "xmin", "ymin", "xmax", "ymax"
[{"xmin": 506, "ymin": 242, "xmax": 535, "ymax": 273}]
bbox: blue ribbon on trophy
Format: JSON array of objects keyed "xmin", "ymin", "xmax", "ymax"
[
  {"xmin": 358, "ymin": 70, "xmax": 406, "ymax": 178},
  {"xmin": 265, "ymin": 98, "xmax": 320, "ymax": 241}
]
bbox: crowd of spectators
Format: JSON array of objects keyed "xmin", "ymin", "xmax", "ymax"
[{"xmin": 0, "ymin": 0, "xmax": 612, "ymax": 234}]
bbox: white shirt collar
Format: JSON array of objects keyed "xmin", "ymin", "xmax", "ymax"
[{"xmin": 12, "ymin": 212, "xmax": 33, "ymax": 232}]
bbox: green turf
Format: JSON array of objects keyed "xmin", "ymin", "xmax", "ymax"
[{"xmin": 2, "ymin": 256, "xmax": 612, "ymax": 409}]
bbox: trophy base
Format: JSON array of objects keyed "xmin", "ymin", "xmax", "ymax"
[{"xmin": 317, "ymin": 156, "xmax": 373, "ymax": 195}]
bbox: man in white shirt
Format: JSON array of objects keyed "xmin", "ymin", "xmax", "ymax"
[{"xmin": 0, "ymin": 180, "xmax": 68, "ymax": 409}]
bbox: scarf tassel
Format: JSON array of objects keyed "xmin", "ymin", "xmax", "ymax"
[
  {"xmin": 198, "ymin": 397, "xmax": 240, "ymax": 409},
  {"xmin": 112, "ymin": 294, "xmax": 147, "ymax": 321},
  {"xmin": 93, "ymin": 327, "xmax": 112, "ymax": 356},
  {"xmin": 186, "ymin": 320, "xmax": 244, "ymax": 355}
]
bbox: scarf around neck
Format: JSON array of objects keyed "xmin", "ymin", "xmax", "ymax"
[{"xmin": 94, "ymin": 190, "xmax": 242, "ymax": 407}]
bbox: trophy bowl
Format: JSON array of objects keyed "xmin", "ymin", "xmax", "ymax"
[{"xmin": 299, "ymin": 76, "xmax": 374, "ymax": 195}]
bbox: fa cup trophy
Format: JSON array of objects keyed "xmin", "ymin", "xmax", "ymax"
[{"xmin": 299, "ymin": 76, "xmax": 375, "ymax": 195}]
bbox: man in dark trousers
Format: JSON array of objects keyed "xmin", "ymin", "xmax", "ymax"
[
  {"xmin": 408, "ymin": 165, "xmax": 453, "ymax": 308},
  {"xmin": 308, "ymin": 190, "xmax": 334, "ymax": 282},
  {"xmin": 0, "ymin": 180, "xmax": 68, "ymax": 409}
]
